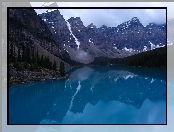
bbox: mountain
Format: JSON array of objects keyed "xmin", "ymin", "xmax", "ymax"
[
  {"xmin": 9, "ymin": 9, "xmax": 71, "ymax": 70},
  {"xmin": 8, "ymin": 9, "xmax": 73, "ymax": 84},
  {"xmin": 39, "ymin": 10, "xmax": 166, "ymax": 64},
  {"xmin": 9, "ymin": 8, "xmax": 166, "ymax": 69}
]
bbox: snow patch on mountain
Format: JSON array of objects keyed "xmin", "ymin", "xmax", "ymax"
[
  {"xmin": 113, "ymin": 46, "xmax": 117, "ymax": 49},
  {"xmin": 149, "ymin": 41, "xmax": 166, "ymax": 50},
  {"xmin": 149, "ymin": 41, "xmax": 156, "ymax": 50},
  {"xmin": 156, "ymin": 44, "xmax": 165, "ymax": 48},
  {"xmin": 66, "ymin": 20, "xmax": 80, "ymax": 49},
  {"xmin": 89, "ymin": 38, "xmax": 93, "ymax": 43},
  {"xmin": 122, "ymin": 47, "xmax": 133, "ymax": 52},
  {"xmin": 143, "ymin": 46, "xmax": 147, "ymax": 51}
]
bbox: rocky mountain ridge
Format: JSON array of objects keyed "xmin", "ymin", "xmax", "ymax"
[
  {"xmin": 9, "ymin": 9, "xmax": 71, "ymax": 70},
  {"xmin": 8, "ymin": 9, "xmax": 73, "ymax": 85},
  {"xmin": 38, "ymin": 9, "xmax": 166, "ymax": 64}
]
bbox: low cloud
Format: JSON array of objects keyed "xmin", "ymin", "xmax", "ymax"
[
  {"xmin": 34, "ymin": 8, "xmax": 166, "ymax": 28},
  {"xmin": 59, "ymin": 9, "xmax": 166, "ymax": 28},
  {"xmin": 74, "ymin": 50, "xmax": 94, "ymax": 64},
  {"xmin": 76, "ymin": 50, "xmax": 88, "ymax": 60}
]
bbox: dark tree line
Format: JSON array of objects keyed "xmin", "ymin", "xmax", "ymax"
[
  {"xmin": 10, "ymin": 44, "xmax": 66, "ymax": 76},
  {"xmin": 90, "ymin": 46, "xmax": 166, "ymax": 68},
  {"xmin": 59, "ymin": 61, "xmax": 65, "ymax": 77},
  {"xmin": 9, "ymin": 9, "xmax": 66, "ymax": 77},
  {"xmin": 123, "ymin": 46, "xmax": 166, "ymax": 67}
]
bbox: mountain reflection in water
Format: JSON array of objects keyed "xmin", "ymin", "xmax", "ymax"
[{"xmin": 9, "ymin": 65, "xmax": 166, "ymax": 124}]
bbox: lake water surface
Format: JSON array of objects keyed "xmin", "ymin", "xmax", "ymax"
[{"xmin": 9, "ymin": 65, "xmax": 166, "ymax": 124}]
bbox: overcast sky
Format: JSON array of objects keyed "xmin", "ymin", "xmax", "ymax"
[{"xmin": 30, "ymin": 2, "xmax": 169, "ymax": 28}]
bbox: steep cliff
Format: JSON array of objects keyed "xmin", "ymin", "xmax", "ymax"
[
  {"xmin": 9, "ymin": 9, "xmax": 71, "ymax": 70},
  {"xmin": 39, "ymin": 10, "xmax": 166, "ymax": 64}
]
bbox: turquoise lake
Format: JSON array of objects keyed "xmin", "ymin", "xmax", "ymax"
[{"xmin": 9, "ymin": 65, "xmax": 166, "ymax": 124}]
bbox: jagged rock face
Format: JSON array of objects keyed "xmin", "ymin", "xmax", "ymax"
[
  {"xmin": 9, "ymin": 9, "xmax": 55, "ymax": 42},
  {"xmin": 38, "ymin": 10, "xmax": 77, "ymax": 49},
  {"xmin": 38, "ymin": 10, "xmax": 166, "ymax": 64},
  {"xmin": 103, "ymin": 17, "xmax": 146, "ymax": 50},
  {"xmin": 67, "ymin": 17, "xmax": 89, "ymax": 48},
  {"xmin": 9, "ymin": 9, "xmax": 71, "ymax": 70},
  {"xmin": 94, "ymin": 17, "xmax": 166, "ymax": 50},
  {"xmin": 9, "ymin": 9, "xmax": 57, "ymax": 52}
]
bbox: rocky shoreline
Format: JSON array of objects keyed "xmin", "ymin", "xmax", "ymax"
[{"xmin": 9, "ymin": 64, "xmax": 68, "ymax": 86}]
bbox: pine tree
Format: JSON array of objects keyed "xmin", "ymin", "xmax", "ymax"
[
  {"xmin": 35, "ymin": 48, "xmax": 40, "ymax": 68},
  {"xmin": 42, "ymin": 56, "xmax": 52, "ymax": 69},
  {"xmin": 22, "ymin": 45, "xmax": 26, "ymax": 62},
  {"xmin": 43, "ymin": 56, "xmax": 48, "ymax": 69},
  {"xmin": 13, "ymin": 46, "xmax": 16, "ymax": 61},
  {"xmin": 31, "ymin": 48, "xmax": 35, "ymax": 63},
  {"xmin": 18, "ymin": 47, "xmax": 21, "ymax": 62},
  {"xmin": 40, "ymin": 55, "xmax": 44, "ymax": 68},
  {"xmin": 26, "ymin": 46, "xmax": 30, "ymax": 63},
  {"xmin": 53, "ymin": 61, "xmax": 57, "ymax": 71},
  {"xmin": 59, "ymin": 61, "xmax": 65, "ymax": 77},
  {"xmin": 10, "ymin": 44, "xmax": 13, "ymax": 61},
  {"xmin": 49, "ymin": 58, "xmax": 52, "ymax": 69}
]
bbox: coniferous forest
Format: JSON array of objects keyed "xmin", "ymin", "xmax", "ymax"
[
  {"xmin": 8, "ymin": 9, "xmax": 67, "ymax": 85},
  {"xmin": 8, "ymin": 8, "xmax": 167, "ymax": 125},
  {"xmin": 123, "ymin": 46, "xmax": 166, "ymax": 67},
  {"xmin": 90, "ymin": 46, "xmax": 166, "ymax": 68},
  {"xmin": 8, "ymin": 8, "xmax": 166, "ymax": 85},
  {"xmin": 9, "ymin": 44, "xmax": 57, "ymax": 71}
]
